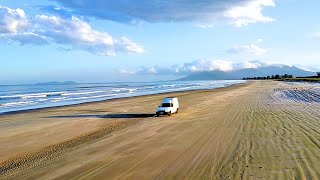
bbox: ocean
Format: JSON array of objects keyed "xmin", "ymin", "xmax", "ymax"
[{"xmin": 0, "ymin": 80, "xmax": 245, "ymax": 114}]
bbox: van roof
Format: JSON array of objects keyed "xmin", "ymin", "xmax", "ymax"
[{"xmin": 163, "ymin": 97, "xmax": 178, "ymax": 103}]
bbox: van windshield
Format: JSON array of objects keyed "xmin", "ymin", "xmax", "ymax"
[{"xmin": 161, "ymin": 103, "xmax": 172, "ymax": 107}]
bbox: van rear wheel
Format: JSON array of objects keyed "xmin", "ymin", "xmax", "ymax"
[{"xmin": 176, "ymin": 108, "xmax": 179, "ymax": 113}]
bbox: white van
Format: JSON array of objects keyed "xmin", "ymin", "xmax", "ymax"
[{"xmin": 156, "ymin": 97, "xmax": 179, "ymax": 116}]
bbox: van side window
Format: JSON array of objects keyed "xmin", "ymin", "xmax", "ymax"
[{"xmin": 170, "ymin": 103, "xmax": 173, "ymax": 107}]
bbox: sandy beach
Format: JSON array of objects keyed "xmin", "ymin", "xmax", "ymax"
[{"xmin": 0, "ymin": 81, "xmax": 319, "ymax": 179}]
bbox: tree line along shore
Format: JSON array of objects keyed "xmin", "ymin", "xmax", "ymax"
[{"xmin": 243, "ymin": 72, "xmax": 320, "ymax": 82}]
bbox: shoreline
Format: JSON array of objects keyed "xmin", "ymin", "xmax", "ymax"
[{"xmin": 0, "ymin": 81, "xmax": 247, "ymax": 116}]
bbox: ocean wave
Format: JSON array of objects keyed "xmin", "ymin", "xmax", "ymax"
[
  {"xmin": 160, "ymin": 85, "xmax": 176, "ymax": 88},
  {"xmin": 1, "ymin": 100, "xmax": 35, "ymax": 107},
  {"xmin": 57, "ymin": 94, "xmax": 119, "ymax": 101},
  {"xmin": 0, "ymin": 92, "xmax": 64, "ymax": 100},
  {"xmin": 111, "ymin": 88, "xmax": 137, "ymax": 93},
  {"xmin": 77, "ymin": 84, "xmax": 129, "ymax": 89},
  {"xmin": 46, "ymin": 93, "xmax": 63, "ymax": 97},
  {"xmin": 61, "ymin": 91, "xmax": 105, "ymax": 96}
]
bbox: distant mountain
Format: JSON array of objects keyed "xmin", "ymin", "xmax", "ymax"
[
  {"xmin": 35, "ymin": 81, "xmax": 77, "ymax": 85},
  {"xmin": 179, "ymin": 65, "xmax": 316, "ymax": 81}
]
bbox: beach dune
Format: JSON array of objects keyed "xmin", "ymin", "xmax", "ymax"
[{"xmin": 0, "ymin": 81, "xmax": 319, "ymax": 179}]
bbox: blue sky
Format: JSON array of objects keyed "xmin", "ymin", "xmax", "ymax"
[{"xmin": 1, "ymin": 0, "xmax": 320, "ymax": 84}]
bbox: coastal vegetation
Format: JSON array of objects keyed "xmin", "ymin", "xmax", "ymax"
[
  {"xmin": 243, "ymin": 74, "xmax": 294, "ymax": 80},
  {"xmin": 243, "ymin": 72, "xmax": 320, "ymax": 82}
]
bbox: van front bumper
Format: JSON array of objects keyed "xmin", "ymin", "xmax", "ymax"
[{"xmin": 156, "ymin": 111, "xmax": 169, "ymax": 115}]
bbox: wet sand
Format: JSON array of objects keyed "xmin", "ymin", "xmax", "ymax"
[{"xmin": 0, "ymin": 81, "xmax": 319, "ymax": 179}]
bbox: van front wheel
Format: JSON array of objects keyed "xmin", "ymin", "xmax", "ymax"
[{"xmin": 167, "ymin": 111, "xmax": 171, "ymax": 116}]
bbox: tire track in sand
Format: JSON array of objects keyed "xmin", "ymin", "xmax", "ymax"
[{"xmin": 219, "ymin": 81, "xmax": 320, "ymax": 179}]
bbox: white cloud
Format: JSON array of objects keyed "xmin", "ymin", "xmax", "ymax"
[
  {"xmin": 184, "ymin": 59, "xmax": 234, "ymax": 72},
  {"xmin": 0, "ymin": 5, "xmax": 144, "ymax": 56},
  {"xmin": 117, "ymin": 69, "xmax": 135, "ymax": 75},
  {"xmin": 35, "ymin": 15, "xmax": 144, "ymax": 56},
  {"xmin": 52, "ymin": 0, "xmax": 276, "ymax": 27},
  {"xmin": 1, "ymin": 32, "xmax": 48, "ymax": 45},
  {"xmin": 224, "ymin": 0, "xmax": 275, "ymax": 27},
  {"xmin": 119, "ymin": 59, "xmax": 287, "ymax": 75},
  {"xmin": 233, "ymin": 61, "xmax": 261, "ymax": 69},
  {"xmin": 35, "ymin": 15, "xmax": 114, "ymax": 46},
  {"xmin": 228, "ymin": 41, "xmax": 270, "ymax": 56},
  {"xmin": 0, "ymin": 6, "xmax": 28, "ymax": 33},
  {"xmin": 116, "ymin": 37, "xmax": 144, "ymax": 54},
  {"xmin": 248, "ymin": 60, "xmax": 292, "ymax": 68}
]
